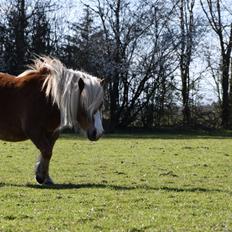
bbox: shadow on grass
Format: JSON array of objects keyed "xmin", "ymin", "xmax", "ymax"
[
  {"xmin": 0, "ymin": 182, "xmax": 230, "ymax": 194},
  {"xmin": 27, "ymin": 184, "xmax": 232, "ymax": 194}
]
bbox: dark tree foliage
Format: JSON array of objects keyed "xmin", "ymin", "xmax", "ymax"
[
  {"xmin": 1, "ymin": 0, "xmax": 55, "ymax": 74},
  {"xmin": 30, "ymin": 1, "xmax": 52, "ymax": 55}
]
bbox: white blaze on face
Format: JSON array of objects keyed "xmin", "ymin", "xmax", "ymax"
[{"xmin": 94, "ymin": 111, "xmax": 104, "ymax": 137}]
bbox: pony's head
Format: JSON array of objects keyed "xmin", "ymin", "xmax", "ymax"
[
  {"xmin": 31, "ymin": 57, "xmax": 104, "ymax": 141},
  {"xmin": 76, "ymin": 75, "xmax": 104, "ymax": 141}
]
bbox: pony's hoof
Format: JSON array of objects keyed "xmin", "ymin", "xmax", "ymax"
[
  {"xmin": 36, "ymin": 175, "xmax": 45, "ymax": 184},
  {"xmin": 43, "ymin": 176, "xmax": 54, "ymax": 186}
]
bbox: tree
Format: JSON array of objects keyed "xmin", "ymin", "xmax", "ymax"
[
  {"xmin": 2, "ymin": 0, "xmax": 29, "ymax": 74},
  {"xmin": 200, "ymin": 0, "xmax": 232, "ymax": 129},
  {"xmin": 63, "ymin": 6, "xmax": 96, "ymax": 71},
  {"xmin": 174, "ymin": 0, "xmax": 199, "ymax": 127},
  {"xmin": 0, "ymin": 8, "xmax": 6, "ymax": 71},
  {"xmin": 30, "ymin": 1, "xmax": 53, "ymax": 55},
  {"xmin": 85, "ymin": 0, "xmax": 179, "ymax": 130},
  {"xmin": 1, "ymin": 0, "xmax": 59, "ymax": 74}
]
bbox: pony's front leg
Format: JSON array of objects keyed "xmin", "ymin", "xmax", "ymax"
[
  {"xmin": 27, "ymin": 129, "xmax": 59, "ymax": 185},
  {"xmin": 34, "ymin": 131, "xmax": 59, "ymax": 185},
  {"xmin": 35, "ymin": 154, "xmax": 54, "ymax": 185},
  {"xmin": 28, "ymin": 135, "xmax": 53, "ymax": 185}
]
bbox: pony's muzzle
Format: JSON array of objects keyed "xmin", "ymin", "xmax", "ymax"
[{"xmin": 87, "ymin": 128, "xmax": 103, "ymax": 141}]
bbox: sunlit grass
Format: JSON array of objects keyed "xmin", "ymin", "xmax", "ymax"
[{"xmin": 0, "ymin": 133, "xmax": 232, "ymax": 231}]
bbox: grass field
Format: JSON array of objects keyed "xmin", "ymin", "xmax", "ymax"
[{"xmin": 0, "ymin": 132, "xmax": 232, "ymax": 231}]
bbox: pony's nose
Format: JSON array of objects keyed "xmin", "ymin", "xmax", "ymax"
[{"xmin": 87, "ymin": 128, "xmax": 97, "ymax": 141}]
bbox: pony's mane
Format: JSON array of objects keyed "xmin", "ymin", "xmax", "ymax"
[{"xmin": 27, "ymin": 57, "xmax": 103, "ymax": 129}]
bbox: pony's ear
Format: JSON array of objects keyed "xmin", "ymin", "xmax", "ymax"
[
  {"xmin": 78, "ymin": 78, "xmax": 85, "ymax": 93},
  {"xmin": 100, "ymin": 78, "xmax": 105, "ymax": 86}
]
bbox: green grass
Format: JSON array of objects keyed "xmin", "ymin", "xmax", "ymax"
[{"xmin": 1, "ymin": 133, "xmax": 232, "ymax": 231}]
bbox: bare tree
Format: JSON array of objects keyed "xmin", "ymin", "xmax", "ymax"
[
  {"xmin": 205, "ymin": 47, "xmax": 222, "ymax": 105},
  {"xmin": 200, "ymin": 0, "xmax": 232, "ymax": 128},
  {"xmin": 176, "ymin": 0, "xmax": 196, "ymax": 126},
  {"xmin": 84, "ymin": 0, "xmax": 179, "ymax": 130}
]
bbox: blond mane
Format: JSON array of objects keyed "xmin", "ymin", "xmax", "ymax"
[{"xmin": 28, "ymin": 57, "xmax": 103, "ymax": 129}]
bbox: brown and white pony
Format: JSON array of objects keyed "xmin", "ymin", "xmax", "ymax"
[{"xmin": 0, "ymin": 57, "xmax": 104, "ymax": 185}]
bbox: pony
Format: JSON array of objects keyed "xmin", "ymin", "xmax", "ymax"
[{"xmin": 0, "ymin": 57, "xmax": 104, "ymax": 185}]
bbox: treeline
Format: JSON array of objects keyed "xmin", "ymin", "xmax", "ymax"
[{"xmin": 0, "ymin": 0, "xmax": 231, "ymax": 131}]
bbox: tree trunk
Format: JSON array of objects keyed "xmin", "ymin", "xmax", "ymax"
[
  {"xmin": 109, "ymin": 0, "xmax": 121, "ymax": 131},
  {"xmin": 15, "ymin": 0, "xmax": 26, "ymax": 74},
  {"xmin": 221, "ymin": 55, "xmax": 230, "ymax": 128},
  {"xmin": 200, "ymin": 1, "xmax": 232, "ymax": 129},
  {"xmin": 179, "ymin": 0, "xmax": 193, "ymax": 127},
  {"xmin": 221, "ymin": 24, "xmax": 232, "ymax": 128}
]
